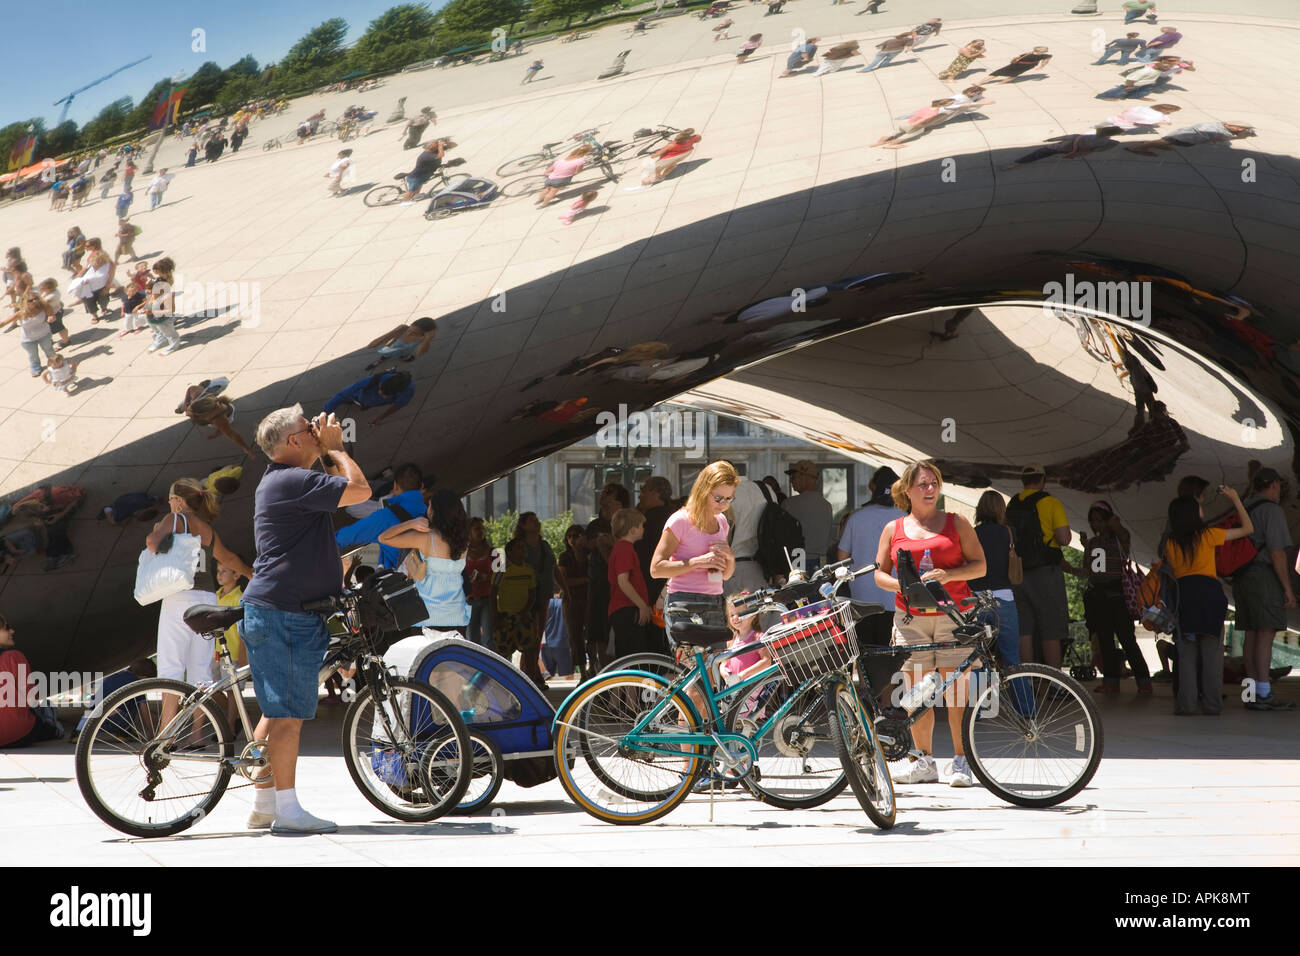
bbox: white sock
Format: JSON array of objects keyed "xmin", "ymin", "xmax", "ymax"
[
  {"xmin": 254, "ymin": 786, "xmax": 275, "ymax": 813},
  {"xmin": 275, "ymin": 788, "xmax": 304, "ymax": 818}
]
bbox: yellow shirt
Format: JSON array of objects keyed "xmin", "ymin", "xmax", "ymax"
[
  {"xmin": 1163, "ymin": 527, "xmax": 1227, "ymax": 579},
  {"xmin": 1017, "ymin": 489, "xmax": 1069, "ymax": 549},
  {"xmin": 496, "ymin": 564, "xmax": 536, "ymax": 615},
  {"xmin": 216, "ymin": 585, "xmax": 244, "ymax": 662},
  {"xmin": 204, "ymin": 465, "xmax": 243, "ymax": 495}
]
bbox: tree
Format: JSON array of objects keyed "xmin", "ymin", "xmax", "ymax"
[
  {"xmin": 223, "ymin": 54, "xmax": 261, "ymax": 80},
  {"xmin": 354, "ymin": 4, "xmax": 437, "ymax": 53},
  {"xmin": 43, "ymin": 121, "xmax": 80, "ymax": 157},
  {"xmin": 438, "ymin": 0, "xmax": 527, "ymax": 34},
  {"xmin": 78, "ymin": 97, "xmax": 134, "ymax": 148},
  {"xmin": 531, "ymin": 0, "xmax": 606, "ymax": 26},
  {"xmin": 215, "ymin": 76, "xmax": 260, "ymax": 113},
  {"xmin": 185, "ymin": 61, "xmax": 227, "ymax": 108},
  {"xmin": 281, "ymin": 18, "xmax": 349, "ymax": 74}
]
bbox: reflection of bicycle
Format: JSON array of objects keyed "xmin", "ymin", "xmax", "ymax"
[
  {"xmin": 553, "ymin": 561, "xmax": 894, "ymax": 825},
  {"xmin": 629, "ymin": 123, "xmax": 683, "ymax": 156},
  {"xmin": 496, "ymin": 128, "xmax": 610, "ymax": 177},
  {"xmin": 75, "ymin": 585, "xmax": 472, "ymax": 837},
  {"xmin": 363, "ymin": 166, "xmax": 454, "ymax": 207},
  {"xmin": 857, "ymin": 550, "xmax": 1104, "ymax": 808}
]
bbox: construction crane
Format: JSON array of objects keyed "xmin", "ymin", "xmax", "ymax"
[{"xmin": 52, "ymin": 55, "xmax": 153, "ymax": 128}]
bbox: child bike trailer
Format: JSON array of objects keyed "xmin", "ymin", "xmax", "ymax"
[
  {"xmin": 385, "ymin": 634, "xmax": 556, "ymax": 813},
  {"xmin": 424, "ymin": 176, "xmax": 499, "ymax": 220}
]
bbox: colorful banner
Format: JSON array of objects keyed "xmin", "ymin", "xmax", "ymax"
[
  {"xmin": 149, "ymin": 86, "xmax": 187, "ymax": 131},
  {"xmin": 7, "ymin": 136, "xmax": 35, "ymax": 172}
]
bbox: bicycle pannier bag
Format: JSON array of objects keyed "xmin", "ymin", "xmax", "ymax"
[{"xmin": 359, "ymin": 569, "xmax": 428, "ymax": 631}]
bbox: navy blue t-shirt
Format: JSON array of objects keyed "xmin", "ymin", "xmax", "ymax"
[{"xmin": 243, "ymin": 463, "xmax": 349, "ymax": 612}]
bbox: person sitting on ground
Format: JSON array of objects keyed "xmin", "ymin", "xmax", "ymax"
[
  {"xmin": 98, "ymin": 491, "xmax": 160, "ymax": 526},
  {"xmin": 41, "ymin": 352, "xmax": 80, "ymax": 396},
  {"xmin": 1126, "ymin": 121, "xmax": 1256, "ymax": 155},
  {"xmin": 323, "ymin": 370, "xmax": 416, "ymax": 427},
  {"xmin": 364, "ymin": 317, "xmax": 437, "ymax": 369},
  {"xmin": 402, "ymin": 140, "xmax": 445, "ymax": 203},
  {"xmin": 0, "ymin": 614, "xmax": 65, "ymax": 747}
]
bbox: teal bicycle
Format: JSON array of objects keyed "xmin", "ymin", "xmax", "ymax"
[{"xmin": 552, "ymin": 561, "xmax": 897, "ymax": 827}]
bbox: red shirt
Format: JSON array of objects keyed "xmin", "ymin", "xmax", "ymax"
[
  {"xmin": 889, "ymin": 513, "xmax": 973, "ymax": 615},
  {"xmin": 660, "ymin": 135, "xmax": 701, "ymax": 160},
  {"xmin": 608, "ymin": 539, "xmax": 648, "ymax": 615},
  {"xmin": 464, "ymin": 551, "xmax": 494, "ymax": 600},
  {"xmin": 0, "ymin": 650, "xmax": 37, "ymax": 746}
]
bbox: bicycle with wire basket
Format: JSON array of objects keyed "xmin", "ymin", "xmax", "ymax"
[
  {"xmin": 551, "ymin": 559, "xmax": 898, "ymax": 826},
  {"xmin": 498, "ymin": 129, "xmax": 624, "ymax": 197},
  {"xmin": 74, "ymin": 574, "xmax": 472, "ymax": 838},
  {"xmin": 858, "ymin": 548, "xmax": 1104, "ymax": 808}
]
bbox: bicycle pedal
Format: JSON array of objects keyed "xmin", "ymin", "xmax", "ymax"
[{"xmin": 906, "ymin": 749, "xmax": 926, "ymax": 762}]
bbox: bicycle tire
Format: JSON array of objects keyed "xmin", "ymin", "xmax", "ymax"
[
  {"xmin": 552, "ymin": 673, "xmax": 704, "ymax": 825},
  {"xmin": 597, "ymin": 161, "xmax": 620, "ymax": 183},
  {"xmin": 501, "ymin": 174, "xmax": 548, "ymax": 198},
  {"xmin": 636, "ymin": 137, "xmax": 669, "ymax": 157},
  {"xmin": 449, "ymin": 731, "xmax": 505, "ymax": 815},
  {"xmin": 496, "ymin": 153, "xmax": 550, "ymax": 178},
  {"xmin": 725, "ymin": 677, "xmax": 847, "ymax": 809},
  {"xmin": 826, "ymin": 674, "xmax": 896, "ymax": 829},
  {"xmin": 76, "ymin": 678, "xmax": 234, "ymax": 838},
  {"xmin": 598, "ymin": 652, "xmax": 684, "ymax": 681},
  {"xmin": 262, "ymin": 138, "xmax": 280, "ymax": 151},
  {"xmin": 364, "ymin": 184, "xmax": 405, "ymax": 208},
  {"xmin": 342, "ymin": 676, "xmax": 472, "ymax": 822},
  {"xmin": 962, "ymin": 663, "xmax": 1103, "ymax": 807}
]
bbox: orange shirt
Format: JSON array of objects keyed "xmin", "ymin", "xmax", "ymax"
[{"xmin": 1162, "ymin": 527, "xmax": 1226, "ymax": 578}]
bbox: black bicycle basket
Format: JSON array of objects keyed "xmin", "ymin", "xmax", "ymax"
[{"xmin": 358, "ymin": 569, "xmax": 427, "ymax": 631}]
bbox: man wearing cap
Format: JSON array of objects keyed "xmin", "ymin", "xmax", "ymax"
[
  {"xmin": 1235, "ymin": 467, "xmax": 1297, "ymax": 711},
  {"xmin": 1007, "ymin": 464, "xmax": 1071, "ymax": 668},
  {"xmin": 783, "ymin": 460, "xmax": 834, "ymax": 570},
  {"xmin": 837, "ymin": 466, "xmax": 906, "ymax": 694}
]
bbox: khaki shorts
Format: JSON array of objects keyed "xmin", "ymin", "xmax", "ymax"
[{"xmin": 892, "ymin": 610, "xmax": 974, "ymax": 671}]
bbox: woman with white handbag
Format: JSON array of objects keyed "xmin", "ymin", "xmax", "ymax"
[{"xmin": 144, "ymin": 478, "xmax": 255, "ymax": 731}]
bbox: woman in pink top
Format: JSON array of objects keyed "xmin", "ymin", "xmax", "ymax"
[
  {"xmin": 650, "ymin": 460, "xmax": 737, "ymax": 647},
  {"xmin": 872, "ymin": 459, "xmax": 986, "ymax": 787},
  {"xmin": 535, "ymin": 144, "xmax": 592, "ymax": 207}
]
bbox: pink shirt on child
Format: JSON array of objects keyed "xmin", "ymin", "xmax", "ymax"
[{"xmin": 664, "ymin": 508, "xmax": 730, "ymax": 595}]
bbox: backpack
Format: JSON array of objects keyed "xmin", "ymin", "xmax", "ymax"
[
  {"xmin": 1004, "ymin": 491, "xmax": 1060, "ymax": 571},
  {"xmin": 755, "ymin": 483, "xmax": 804, "ymax": 579},
  {"xmin": 1138, "ymin": 537, "xmax": 1179, "ymax": 634},
  {"xmin": 1214, "ymin": 500, "xmax": 1267, "ymax": 579}
]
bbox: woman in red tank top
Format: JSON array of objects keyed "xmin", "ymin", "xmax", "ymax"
[{"xmin": 873, "ymin": 460, "xmax": 986, "ymax": 787}]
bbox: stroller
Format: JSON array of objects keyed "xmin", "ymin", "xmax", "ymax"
[
  {"xmin": 424, "ymin": 175, "xmax": 499, "ymax": 220},
  {"xmin": 385, "ymin": 635, "xmax": 557, "ymax": 813}
]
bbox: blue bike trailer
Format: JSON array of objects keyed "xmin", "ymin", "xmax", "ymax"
[{"xmin": 386, "ymin": 635, "xmax": 556, "ymax": 787}]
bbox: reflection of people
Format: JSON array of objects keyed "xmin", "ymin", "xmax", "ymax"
[
  {"xmin": 323, "ymin": 371, "xmax": 416, "ymax": 427},
  {"xmin": 365, "ymin": 317, "xmax": 437, "ymax": 369}
]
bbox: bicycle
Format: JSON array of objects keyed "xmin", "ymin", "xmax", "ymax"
[
  {"xmin": 630, "ymin": 124, "xmax": 683, "ymax": 156},
  {"xmin": 496, "ymin": 128, "xmax": 609, "ymax": 178},
  {"xmin": 363, "ymin": 166, "xmax": 455, "ymax": 207},
  {"xmin": 75, "ymin": 579, "xmax": 472, "ymax": 838},
  {"xmin": 859, "ymin": 549, "xmax": 1104, "ymax": 808},
  {"xmin": 552, "ymin": 560, "xmax": 893, "ymax": 825}
]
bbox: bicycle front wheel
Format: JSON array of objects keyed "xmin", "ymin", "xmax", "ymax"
[
  {"xmin": 962, "ymin": 663, "xmax": 1103, "ymax": 807},
  {"xmin": 75, "ymin": 678, "xmax": 234, "ymax": 838},
  {"xmin": 497, "ymin": 153, "xmax": 550, "ymax": 177},
  {"xmin": 364, "ymin": 185, "xmax": 405, "ymax": 208},
  {"xmin": 826, "ymin": 674, "xmax": 896, "ymax": 829},
  {"xmin": 726, "ymin": 677, "xmax": 847, "ymax": 809},
  {"xmin": 553, "ymin": 673, "xmax": 704, "ymax": 825},
  {"xmin": 342, "ymin": 677, "xmax": 472, "ymax": 822}
]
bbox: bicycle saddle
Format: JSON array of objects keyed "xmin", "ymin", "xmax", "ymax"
[
  {"xmin": 183, "ymin": 604, "xmax": 244, "ymax": 635},
  {"xmin": 543, "ymin": 140, "xmax": 563, "ymax": 149}
]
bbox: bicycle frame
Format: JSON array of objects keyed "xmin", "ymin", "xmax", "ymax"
[{"xmin": 859, "ymin": 637, "xmax": 998, "ymax": 730}]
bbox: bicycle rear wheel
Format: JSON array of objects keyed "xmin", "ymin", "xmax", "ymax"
[
  {"xmin": 599, "ymin": 652, "xmax": 684, "ymax": 681},
  {"xmin": 553, "ymin": 673, "xmax": 704, "ymax": 824},
  {"xmin": 826, "ymin": 674, "xmax": 896, "ymax": 829},
  {"xmin": 636, "ymin": 137, "xmax": 669, "ymax": 156},
  {"xmin": 962, "ymin": 663, "xmax": 1103, "ymax": 807},
  {"xmin": 497, "ymin": 153, "xmax": 549, "ymax": 178},
  {"xmin": 75, "ymin": 678, "xmax": 234, "ymax": 838},
  {"xmin": 364, "ymin": 185, "xmax": 405, "ymax": 208},
  {"xmin": 726, "ymin": 677, "xmax": 847, "ymax": 809},
  {"xmin": 342, "ymin": 676, "xmax": 471, "ymax": 821}
]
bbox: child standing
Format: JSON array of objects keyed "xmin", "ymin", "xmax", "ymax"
[
  {"xmin": 214, "ymin": 561, "xmax": 248, "ymax": 730},
  {"xmin": 559, "ymin": 189, "xmax": 598, "ymax": 225},
  {"xmin": 117, "ymin": 261, "xmax": 151, "ymax": 337},
  {"xmin": 540, "ymin": 587, "xmax": 574, "ymax": 679},
  {"xmin": 41, "ymin": 352, "xmax": 80, "ymax": 396},
  {"xmin": 36, "ymin": 278, "xmax": 69, "ymax": 349},
  {"xmin": 493, "ymin": 539, "xmax": 539, "ymax": 683},
  {"xmin": 115, "ymin": 187, "xmax": 134, "ymax": 222},
  {"xmin": 607, "ymin": 507, "xmax": 652, "ymax": 658},
  {"xmin": 325, "ymin": 149, "xmax": 354, "ymax": 196},
  {"xmin": 144, "ymin": 257, "xmax": 182, "ymax": 355}
]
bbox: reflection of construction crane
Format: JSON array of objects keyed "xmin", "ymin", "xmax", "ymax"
[{"xmin": 52, "ymin": 55, "xmax": 153, "ymax": 128}]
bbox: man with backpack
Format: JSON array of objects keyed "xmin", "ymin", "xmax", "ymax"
[
  {"xmin": 1006, "ymin": 464, "xmax": 1072, "ymax": 668},
  {"xmin": 1233, "ymin": 467, "xmax": 1296, "ymax": 710},
  {"xmin": 334, "ymin": 462, "xmax": 425, "ymax": 570},
  {"xmin": 754, "ymin": 475, "xmax": 805, "ymax": 582}
]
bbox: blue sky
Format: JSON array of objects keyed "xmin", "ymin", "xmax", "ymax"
[{"xmin": 3, "ymin": 0, "xmax": 447, "ymax": 130}]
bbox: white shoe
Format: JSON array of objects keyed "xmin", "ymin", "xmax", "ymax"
[
  {"xmin": 892, "ymin": 754, "xmax": 939, "ymax": 784},
  {"xmin": 247, "ymin": 810, "xmax": 274, "ymax": 830},
  {"xmin": 159, "ymin": 342, "xmax": 181, "ymax": 355},
  {"xmin": 271, "ymin": 810, "xmax": 337, "ymax": 835},
  {"xmin": 947, "ymin": 755, "xmax": 975, "ymax": 788}
]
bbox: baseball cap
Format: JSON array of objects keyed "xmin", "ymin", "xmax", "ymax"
[
  {"xmin": 1020, "ymin": 463, "xmax": 1046, "ymax": 479},
  {"xmin": 1253, "ymin": 467, "xmax": 1282, "ymax": 486},
  {"xmin": 785, "ymin": 459, "xmax": 819, "ymax": 479}
]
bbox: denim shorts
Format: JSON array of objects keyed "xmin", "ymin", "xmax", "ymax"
[{"xmin": 239, "ymin": 602, "xmax": 330, "ymax": 719}]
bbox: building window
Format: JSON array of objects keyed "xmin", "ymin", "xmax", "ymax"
[
  {"xmin": 567, "ymin": 465, "xmax": 595, "ymax": 525},
  {"xmin": 713, "ymin": 414, "xmax": 747, "ymax": 437},
  {"xmin": 679, "ymin": 460, "xmax": 746, "ymax": 494}
]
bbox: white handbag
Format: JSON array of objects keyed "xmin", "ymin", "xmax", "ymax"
[{"xmin": 133, "ymin": 513, "xmax": 203, "ymax": 606}]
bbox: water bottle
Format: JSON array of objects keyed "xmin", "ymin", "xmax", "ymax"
[
  {"xmin": 919, "ymin": 549, "xmax": 934, "ymax": 574},
  {"xmin": 460, "ymin": 708, "xmax": 476, "ymax": 727},
  {"xmin": 899, "ymin": 673, "xmax": 939, "ymax": 714}
]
